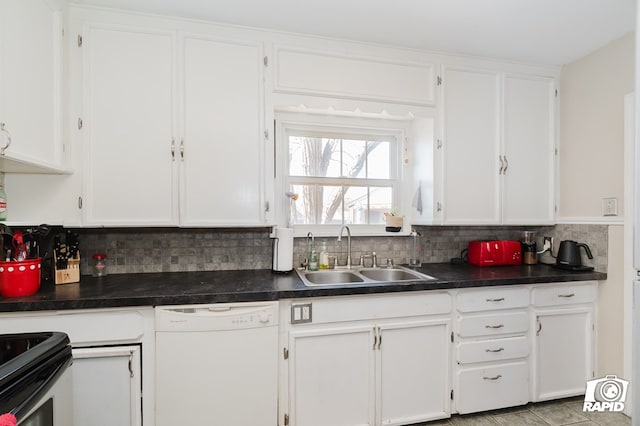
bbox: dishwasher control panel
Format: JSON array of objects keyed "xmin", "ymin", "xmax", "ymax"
[{"xmin": 155, "ymin": 301, "xmax": 278, "ymax": 332}]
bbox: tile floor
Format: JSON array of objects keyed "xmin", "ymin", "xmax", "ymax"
[{"xmin": 420, "ymin": 397, "xmax": 631, "ymax": 426}]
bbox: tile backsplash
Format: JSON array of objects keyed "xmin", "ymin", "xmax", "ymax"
[{"xmin": 76, "ymin": 224, "xmax": 608, "ymax": 275}]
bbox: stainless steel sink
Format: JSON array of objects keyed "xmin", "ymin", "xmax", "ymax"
[
  {"xmin": 359, "ymin": 268, "xmax": 426, "ymax": 282},
  {"xmin": 303, "ymin": 270, "xmax": 364, "ymax": 285},
  {"xmin": 296, "ymin": 266, "xmax": 436, "ymax": 286}
]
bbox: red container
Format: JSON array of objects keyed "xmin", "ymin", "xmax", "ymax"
[{"xmin": 0, "ymin": 258, "xmax": 41, "ymax": 297}]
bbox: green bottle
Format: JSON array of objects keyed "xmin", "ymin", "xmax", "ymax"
[{"xmin": 308, "ymin": 244, "xmax": 319, "ymax": 271}]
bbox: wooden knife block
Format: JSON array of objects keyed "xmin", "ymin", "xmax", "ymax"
[{"xmin": 54, "ymin": 252, "xmax": 80, "ymax": 285}]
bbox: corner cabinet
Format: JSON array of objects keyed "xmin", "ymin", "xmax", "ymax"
[
  {"xmin": 437, "ymin": 66, "xmax": 556, "ymax": 225},
  {"xmin": 80, "ymin": 20, "xmax": 269, "ymax": 226},
  {"xmin": 0, "ymin": 0, "xmax": 67, "ymax": 173},
  {"xmin": 281, "ymin": 293, "xmax": 452, "ymax": 426}
]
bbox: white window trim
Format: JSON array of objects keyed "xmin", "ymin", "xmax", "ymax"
[{"xmin": 275, "ymin": 111, "xmax": 413, "ymax": 237}]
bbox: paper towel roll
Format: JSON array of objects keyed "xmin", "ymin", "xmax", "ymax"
[{"xmin": 272, "ymin": 227, "xmax": 294, "ymax": 272}]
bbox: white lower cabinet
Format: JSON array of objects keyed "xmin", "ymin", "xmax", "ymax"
[
  {"xmin": 0, "ymin": 308, "xmax": 154, "ymax": 426},
  {"xmin": 72, "ymin": 345, "xmax": 142, "ymax": 426},
  {"xmin": 283, "ymin": 293, "xmax": 452, "ymax": 426},
  {"xmin": 532, "ymin": 282, "xmax": 596, "ymax": 401},
  {"xmin": 454, "ymin": 286, "xmax": 530, "ymax": 414}
]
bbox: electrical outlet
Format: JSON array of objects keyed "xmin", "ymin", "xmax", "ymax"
[
  {"xmin": 602, "ymin": 197, "xmax": 618, "ymax": 216},
  {"xmin": 543, "ymin": 237, "xmax": 553, "ymax": 253}
]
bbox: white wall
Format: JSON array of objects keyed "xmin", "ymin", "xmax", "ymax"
[
  {"xmin": 559, "ymin": 33, "xmax": 634, "ymax": 380},
  {"xmin": 559, "ymin": 33, "xmax": 634, "ymax": 220}
]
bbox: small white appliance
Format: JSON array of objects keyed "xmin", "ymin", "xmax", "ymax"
[{"xmin": 271, "ymin": 227, "xmax": 294, "ymax": 272}]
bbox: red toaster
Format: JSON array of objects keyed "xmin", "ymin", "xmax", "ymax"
[{"xmin": 467, "ymin": 240, "xmax": 522, "ymax": 267}]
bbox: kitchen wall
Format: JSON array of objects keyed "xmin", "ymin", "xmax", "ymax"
[
  {"xmin": 558, "ymin": 32, "xmax": 634, "ymax": 380},
  {"xmin": 77, "ymin": 224, "xmax": 607, "ymax": 275}
]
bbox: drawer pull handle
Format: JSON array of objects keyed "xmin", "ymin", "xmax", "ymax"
[
  {"xmin": 558, "ymin": 293, "xmax": 575, "ymax": 298},
  {"xmin": 483, "ymin": 374, "xmax": 503, "ymax": 381},
  {"xmin": 486, "ymin": 297, "xmax": 505, "ymax": 302},
  {"xmin": 485, "ymin": 324, "xmax": 504, "ymax": 329},
  {"xmin": 485, "ymin": 347, "xmax": 505, "ymax": 353}
]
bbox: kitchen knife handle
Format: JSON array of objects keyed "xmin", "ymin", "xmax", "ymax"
[{"xmin": 0, "ymin": 122, "xmax": 12, "ymax": 156}]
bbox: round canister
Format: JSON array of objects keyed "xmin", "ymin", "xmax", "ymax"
[{"xmin": 0, "ymin": 258, "xmax": 41, "ymax": 297}]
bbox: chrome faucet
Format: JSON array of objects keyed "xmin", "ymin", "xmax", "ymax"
[{"xmin": 338, "ymin": 225, "xmax": 352, "ymax": 269}]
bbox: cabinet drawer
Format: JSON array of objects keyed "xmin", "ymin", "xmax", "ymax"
[
  {"xmin": 456, "ymin": 361, "xmax": 529, "ymax": 414},
  {"xmin": 457, "ymin": 336, "xmax": 529, "ymax": 364},
  {"xmin": 532, "ymin": 283, "xmax": 595, "ymax": 307},
  {"xmin": 457, "ymin": 287, "xmax": 529, "ymax": 313},
  {"xmin": 457, "ymin": 311, "xmax": 529, "ymax": 338}
]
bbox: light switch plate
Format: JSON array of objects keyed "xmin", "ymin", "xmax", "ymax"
[
  {"xmin": 291, "ymin": 303, "xmax": 312, "ymax": 324},
  {"xmin": 602, "ymin": 197, "xmax": 618, "ymax": 216}
]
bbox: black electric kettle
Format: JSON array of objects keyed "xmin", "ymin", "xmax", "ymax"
[{"xmin": 556, "ymin": 240, "xmax": 593, "ymax": 267}]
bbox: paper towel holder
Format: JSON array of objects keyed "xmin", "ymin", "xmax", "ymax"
[{"xmin": 271, "ymin": 227, "xmax": 294, "ymax": 273}]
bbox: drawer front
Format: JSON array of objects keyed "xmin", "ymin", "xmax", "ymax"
[
  {"xmin": 457, "ymin": 311, "xmax": 529, "ymax": 338},
  {"xmin": 457, "ymin": 336, "xmax": 529, "ymax": 364},
  {"xmin": 457, "ymin": 287, "xmax": 529, "ymax": 313},
  {"xmin": 532, "ymin": 282, "xmax": 596, "ymax": 307},
  {"xmin": 456, "ymin": 361, "xmax": 529, "ymax": 414}
]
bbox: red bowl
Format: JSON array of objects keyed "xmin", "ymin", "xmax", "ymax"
[{"xmin": 0, "ymin": 258, "xmax": 41, "ymax": 298}]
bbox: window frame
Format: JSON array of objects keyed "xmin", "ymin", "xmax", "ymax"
[{"xmin": 275, "ymin": 112, "xmax": 411, "ymax": 237}]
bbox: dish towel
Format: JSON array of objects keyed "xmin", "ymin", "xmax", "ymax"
[{"xmin": 0, "ymin": 413, "xmax": 16, "ymax": 426}]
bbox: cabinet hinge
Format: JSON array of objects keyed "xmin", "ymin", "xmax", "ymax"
[
  {"xmin": 264, "ymin": 56, "xmax": 268, "ymax": 66},
  {"xmin": 555, "ymin": 205, "xmax": 558, "ymax": 213},
  {"xmin": 77, "ymin": 34, "xmax": 83, "ymax": 47},
  {"xmin": 437, "ymin": 76, "xmax": 442, "ymax": 86},
  {"xmin": 450, "ymin": 389, "xmax": 454, "ymax": 400},
  {"xmin": 555, "ymin": 147, "xmax": 558, "ymax": 156},
  {"xmin": 437, "ymin": 139, "xmax": 442, "ymax": 149},
  {"xmin": 265, "ymin": 201, "xmax": 270, "ymax": 212},
  {"xmin": 555, "ymin": 89, "xmax": 558, "ymax": 97},
  {"xmin": 437, "ymin": 202, "xmax": 442, "ymax": 212},
  {"xmin": 78, "ymin": 196, "xmax": 83, "ymax": 210},
  {"xmin": 264, "ymin": 129, "xmax": 269, "ymax": 140},
  {"xmin": 78, "ymin": 117, "xmax": 83, "ymax": 130},
  {"xmin": 284, "ymin": 413, "xmax": 289, "ymax": 425},
  {"xmin": 283, "ymin": 347, "xmax": 289, "ymax": 360},
  {"xmin": 450, "ymin": 331, "xmax": 454, "ymax": 343}
]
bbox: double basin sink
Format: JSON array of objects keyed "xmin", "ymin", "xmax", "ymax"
[{"xmin": 296, "ymin": 265, "xmax": 436, "ymax": 287}]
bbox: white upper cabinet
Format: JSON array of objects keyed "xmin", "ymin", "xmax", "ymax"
[
  {"xmin": 79, "ymin": 12, "xmax": 269, "ymax": 227},
  {"xmin": 179, "ymin": 35, "xmax": 265, "ymax": 226},
  {"xmin": 437, "ymin": 66, "xmax": 557, "ymax": 225},
  {"xmin": 502, "ymin": 74, "xmax": 556, "ymax": 224},
  {"xmin": 440, "ymin": 66, "xmax": 501, "ymax": 224},
  {"xmin": 82, "ymin": 24, "xmax": 176, "ymax": 226},
  {"xmin": 0, "ymin": 0, "xmax": 66, "ymax": 173}
]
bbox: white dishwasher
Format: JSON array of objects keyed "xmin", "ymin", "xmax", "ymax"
[{"xmin": 155, "ymin": 301, "xmax": 279, "ymax": 426}]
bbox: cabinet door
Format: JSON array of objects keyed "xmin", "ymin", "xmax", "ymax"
[
  {"xmin": 502, "ymin": 75, "xmax": 555, "ymax": 224},
  {"xmin": 83, "ymin": 24, "xmax": 176, "ymax": 226},
  {"xmin": 180, "ymin": 35, "xmax": 265, "ymax": 226},
  {"xmin": 378, "ymin": 319, "xmax": 450, "ymax": 425},
  {"xmin": 0, "ymin": 0, "xmax": 64, "ymax": 171},
  {"xmin": 72, "ymin": 345, "xmax": 142, "ymax": 426},
  {"xmin": 289, "ymin": 326, "xmax": 375, "ymax": 426},
  {"xmin": 534, "ymin": 308, "xmax": 594, "ymax": 401},
  {"xmin": 441, "ymin": 66, "xmax": 500, "ymax": 224}
]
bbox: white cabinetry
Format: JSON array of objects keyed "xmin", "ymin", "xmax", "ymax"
[
  {"xmin": 81, "ymin": 16, "xmax": 268, "ymax": 226},
  {"xmin": 438, "ymin": 66, "xmax": 556, "ymax": 225},
  {"xmin": 0, "ymin": 308, "xmax": 154, "ymax": 426},
  {"xmin": 454, "ymin": 286, "xmax": 530, "ymax": 414},
  {"xmin": 532, "ymin": 282, "xmax": 596, "ymax": 401},
  {"xmin": 283, "ymin": 293, "xmax": 451, "ymax": 426},
  {"xmin": 72, "ymin": 345, "xmax": 142, "ymax": 426},
  {"xmin": 0, "ymin": 0, "xmax": 66, "ymax": 173}
]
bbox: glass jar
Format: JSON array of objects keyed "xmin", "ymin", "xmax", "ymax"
[{"xmin": 92, "ymin": 253, "xmax": 108, "ymax": 277}]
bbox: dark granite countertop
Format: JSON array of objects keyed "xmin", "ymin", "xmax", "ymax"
[{"xmin": 0, "ymin": 263, "xmax": 607, "ymax": 312}]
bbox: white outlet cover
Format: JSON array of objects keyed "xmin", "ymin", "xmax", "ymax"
[{"xmin": 602, "ymin": 197, "xmax": 618, "ymax": 216}]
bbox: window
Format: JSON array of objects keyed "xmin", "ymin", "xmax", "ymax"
[{"xmin": 279, "ymin": 117, "xmax": 405, "ymax": 234}]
